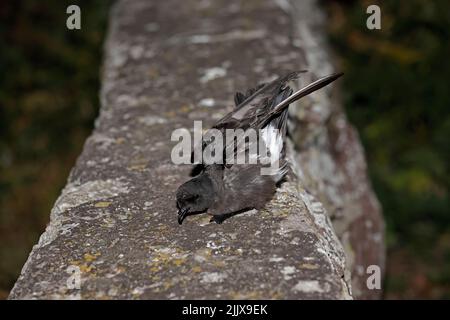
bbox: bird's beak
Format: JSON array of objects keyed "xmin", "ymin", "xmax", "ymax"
[{"xmin": 178, "ymin": 207, "xmax": 189, "ymax": 225}]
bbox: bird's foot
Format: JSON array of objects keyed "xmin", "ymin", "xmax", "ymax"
[{"xmin": 209, "ymin": 215, "xmax": 224, "ymax": 224}]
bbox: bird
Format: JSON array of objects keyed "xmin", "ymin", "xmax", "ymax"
[{"xmin": 176, "ymin": 71, "xmax": 343, "ymax": 225}]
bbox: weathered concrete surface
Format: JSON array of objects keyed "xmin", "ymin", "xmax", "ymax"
[{"xmin": 9, "ymin": 0, "xmax": 383, "ymax": 299}]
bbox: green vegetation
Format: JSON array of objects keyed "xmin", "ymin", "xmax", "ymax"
[
  {"xmin": 324, "ymin": 0, "xmax": 450, "ymax": 298},
  {"xmin": 0, "ymin": 0, "xmax": 111, "ymax": 298}
]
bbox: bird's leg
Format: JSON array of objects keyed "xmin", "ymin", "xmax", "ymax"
[
  {"xmin": 209, "ymin": 211, "xmax": 238, "ymax": 224},
  {"xmin": 209, "ymin": 215, "xmax": 225, "ymax": 224}
]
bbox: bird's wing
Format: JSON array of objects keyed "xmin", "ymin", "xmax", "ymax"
[
  {"xmin": 190, "ymin": 82, "xmax": 267, "ymax": 165},
  {"xmin": 234, "ymin": 83, "xmax": 266, "ymax": 107},
  {"xmin": 257, "ymin": 72, "xmax": 344, "ymax": 129},
  {"xmin": 192, "ymin": 71, "xmax": 305, "ymax": 167},
  {"xmin": 219, "ymin": 164, "xmax": 279, "ymax": 212},
  {"xmin": 214, "ymin": 70, "xmax": 305, "ymax": 129},
  {"xmin": 222, "ymin": 80, "xmax": 294, "ymax": 167}
]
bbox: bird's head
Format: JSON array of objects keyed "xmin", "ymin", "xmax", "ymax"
[{"xmin": 176, "ymin": 173, "xmax": 215, "ymax": 224}]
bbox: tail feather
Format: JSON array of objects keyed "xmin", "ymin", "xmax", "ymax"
[
  {"xmin": 268, "ymin": 85, "xmax": 292, "ymax": 138},
  {"xmin": 259, "ymin": 72, "xmax": 343, "ymax": 129},
  {"xmin": 233, "ymin": 70, "xmax": 306, "ymax": 109}
]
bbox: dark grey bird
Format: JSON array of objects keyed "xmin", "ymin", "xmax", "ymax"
[{"xmin": 176, "ymin": 71, "xmax": 343, "ymax": 225}]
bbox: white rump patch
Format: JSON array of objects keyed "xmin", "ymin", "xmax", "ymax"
[
  {"xmin": 260, "ymin": 125, "xmax": 287, "ymax": 180},
  {"xmin": 260, "ymin": 124, "xmax": 283, "ymax": 163}
]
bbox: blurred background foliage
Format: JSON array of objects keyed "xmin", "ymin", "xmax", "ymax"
[
  {"xmin": 0, "ymin": 0, "xmax": 448, "ymax": 299},
  {"xmin": 324, "ymin": 0, "xmax": 450, "ymax": 298},
  {"xmin": 0, "ymin": 0, "xmax": 111, "ymax": 299}
]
